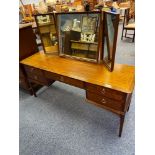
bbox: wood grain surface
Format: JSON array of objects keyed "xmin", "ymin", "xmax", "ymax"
[{"xmin": 20, "ymin": 51, "xmax": 135, "ymax": 93}]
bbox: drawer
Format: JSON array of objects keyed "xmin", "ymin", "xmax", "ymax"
[
  {"xmin": 45, "ymin": 71, "xmax": 61, "ymax": 81},
  {"xmin": 86, "ymin": 83, "xmax": 125, "ymax": 101},
  {"xmin": 29, "ymin": 74, "xmax": 49, "ymax": 85},
  {"xmin": 24, "ymin": 65, "xmax": 43, "ymax": 78},
  {"xmin": 19, "ymin": 67, "xmax": 25, "ymax": 78},
  {"xmin": 86, "ymin": 91, "xmax": 124, "ymax": 111},
  {"xmin": 61, "ymin": 76, "xmax": 84, "ymax": 89},
  {"xmin": 24, "ymin": 65, "xmax": 49, "ymax": 85},
  {"xmin": 45, "ymin": 71, "xmax": 84, "ymax": 88},
  {"xmin": 19, "ymin": 77, "xmax": 29, "ymax": 90}
]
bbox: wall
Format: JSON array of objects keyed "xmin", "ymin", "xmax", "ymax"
[{"xmin": 20, "ymin": 0, "xmax": 39, "ymax": 5}]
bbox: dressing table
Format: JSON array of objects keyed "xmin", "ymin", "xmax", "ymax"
[
  {"xmin": 20, "ymin": 51, "xmax": 134, "ymax": 137},
  {"xmin": 20, "ymin": 11, "xmax": 134, "ymax": 137}
]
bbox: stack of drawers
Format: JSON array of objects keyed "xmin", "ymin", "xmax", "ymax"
[
  {"xmin": 86, "ymin": 83, "xmax": 126, "ymax": 113},
  {"xmin": 19, "ymin": 67, "xmax": 30, "ymax": 90},
  {"xmin": 24, "ymin": 65, "xmax": 50, "ymax": 86}
]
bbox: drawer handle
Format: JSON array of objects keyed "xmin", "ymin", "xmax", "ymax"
[
  {"xmin": 34, "ymin": 75, "xmax": 38, "ymax": 80},
  {"xmin": 60, "ymin": 76, "xmax": 64, "ymax": 82},
  {"xmin": 101, "ymin": 88, "xmax": 105, "ymax": 94},
  {"xmin": 30, "ymin": 68, "xmax": 34, "ymax": 72},
  {"xmin": 101, "ymin": 98, "xmax": 106, "ymax": 104}
]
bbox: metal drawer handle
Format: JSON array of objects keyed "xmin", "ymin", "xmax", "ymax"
[
  {"xmin": 30, "ymin": 68, "xmax": 34, "ymax": 72},
  {"xmin": 101, "ymin": 98, "xmax": 106, "ymax": 104},
  {"xmin": 60, "ymin": 76, "xmax": 64, "ymax": 82},
  {"xmin": 101, "ymin": 88, "xmax": 105, "ymax": 94},
  {"xmin": 34, "ymin": 75, "xmax": 38, "ymax": 80}
]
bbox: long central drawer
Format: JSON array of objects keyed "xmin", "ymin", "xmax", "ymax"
[{"xmin": 45, "ymin": 71, "xmax": 84, "ymax": 89}]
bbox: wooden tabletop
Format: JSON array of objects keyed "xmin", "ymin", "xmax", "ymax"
[{"xmin": 20, "ymin": 51, "xmax": 135, "ymax": 93}]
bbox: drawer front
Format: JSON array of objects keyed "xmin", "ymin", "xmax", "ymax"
[
  {"xmin": 86, "ymin": 91, "xmax": 124, "ymax": 111},
  {"xmin": 19, "ymin": 67, "xmax": 25, "ymax": 78},
  {"xmin": 61, "ymin": 76, "xmax": 84, "ymax": 89},
  {"xmin": 45, "ymin": 71, "xmax": 84, "ymax": 89},
  {"xmin": 30, "ymin": 74, "xmax": 46, "ymax": 82},
  {"xmin": 24, "ymin": 65, "xmax": 49, "ymax": 85},
  {"xmin": 24, "ymin": 65, "xmax": 43, "ymax": 78},
  {"xmin": 45, "ymin": 71, "xmax": 61, "ymax": 81},
  {"xmin": 86, "ymin": 83, "xmax": 125, "ymax": 101},
  {"xmin": 28, "ymin": 77, "xmax": 48, "ymax": 85},
  {"xmin": 19, "ymin": 77, "xmax": 29, "ymax": 89}
]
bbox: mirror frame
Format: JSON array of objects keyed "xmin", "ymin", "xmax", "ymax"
[
  {"xmin": 56, "ymin": 11, "xmax": 102, "ymax": 63},
  {"xmin": 101, "ymin": 11, "xmax": 119, "ymax": 71}
]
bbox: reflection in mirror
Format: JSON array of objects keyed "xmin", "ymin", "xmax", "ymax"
[
  {"xmin": 35, "ymin": 14, "xmax": 58, "ymax": 54},
  {"xmin": 57, "ymin": 12, "xmax": 101, "ymax": 62},
  {"xmin": 102, "ymin": 12, "xmax": 119, "ymax": 71}
]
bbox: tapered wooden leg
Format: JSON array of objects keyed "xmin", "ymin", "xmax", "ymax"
[
  {"xmin": 121, "ymin": 29, "xmax": 124, "ymax": 40},
  {"xmin": 132, "ymin": 30, "xmax": 135, "ymax": 42},
  {"xmin": 127, "ymin": 93, "xmax": 132, "ymax": 112},
  {"xmin": 33, "ymin": 90, "xmax": 37, "ymax": 97},
  {"xmin": 119, "ymin": 115, "xmax": 125, "ymax": 137},
  {"xmin": 28, "ymin": 82, "xmax": 37, "ymax": 97},
  {"xmin": 125, "ymin": 29, "xmax": 127, "ymax": 37},
  {"xmin": 127, "ymin": 103, "xmax": 130, "ymax": 112},
  {"xmin": 29, "ymin": 89, "xmax": 33, "ymax": 96},
  {"xmin": 30, "ymin": 86, "xmax": 37, "ymax": 97}
]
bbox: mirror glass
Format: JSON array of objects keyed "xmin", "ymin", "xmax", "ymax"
[
  {"xmin": 103, "ymin": 36, "xmax": 112, "ymax": 68},
  {"xmin": 102, "ymin": 12, "xmax": 119, "ymax": 71},
  {"xmin": 57, "ymin": 12, "xmax": 100, "ymax": 62},
  {"xmin": 35, "ymin": 14, "xmax": 58, "ymax": 54}
]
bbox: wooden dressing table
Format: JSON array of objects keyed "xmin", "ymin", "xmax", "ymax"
[{"xmin": 20, "ymin": 51, "xmax": 134, "ymax": 137}]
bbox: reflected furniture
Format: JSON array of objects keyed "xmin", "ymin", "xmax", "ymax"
[
  {"xmin": 35, "ymin": 13, "xmax": 58, "ymax": 54},
  {"xmin": 56, "ymin": 11, "xmax": 101, "ymax": 63},
  {"xmin": 19, "ymin": 3, "xmax": 34, "ymax": 22},
  {"xmin": 121, "ymin": 8, "xmax": 135, "ymax": 42},
  {"xmin": 20, "ymin": 51, "xmax": 135, "ymax": 137},
  {"xmin": 81, "ymin": 0, "xmax": 97, "ymax": 10}
]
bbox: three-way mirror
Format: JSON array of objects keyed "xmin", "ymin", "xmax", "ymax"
[{"xmin": 35, "ymin": 11, "xmax": 119, "ymax": 71}]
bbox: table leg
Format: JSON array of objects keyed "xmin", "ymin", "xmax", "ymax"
[
  {"xmin": 132, "ymin": 30, "xmax": 135, "ymax": 42},
  {"xmin": 127, "ymin": 93, "xmax": 132, "ymax": 112},
  {"xmin": 127, "ymin": 103, "xmax": 130, "ymax": 112},
  {"xmin": 119, "ymin": 115, "xmax": 125, "ymax": 137},
  {"xmin": 121, "ymin": 28, "xmax": 124, "ymax": 40},
  {"xmin": 28, "ymin": 81, "xmax": 37, "ymax": 97},
  {"xmin": 32, "ymin": 88, "xmax": 37, "ymax": 97},
  {"xmin": 125, "ymin": 29, "xmax": 127, "ymax": 37}
]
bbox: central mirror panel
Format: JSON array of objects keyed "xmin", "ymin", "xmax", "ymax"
[{"xmin": 57, "ymin": 12, "xmax": 101, "ymax": 62}]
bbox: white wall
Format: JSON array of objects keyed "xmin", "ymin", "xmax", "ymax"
[{"xmin": 20, "ymin": 0, "xmax": 39, "ymax": 5}]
